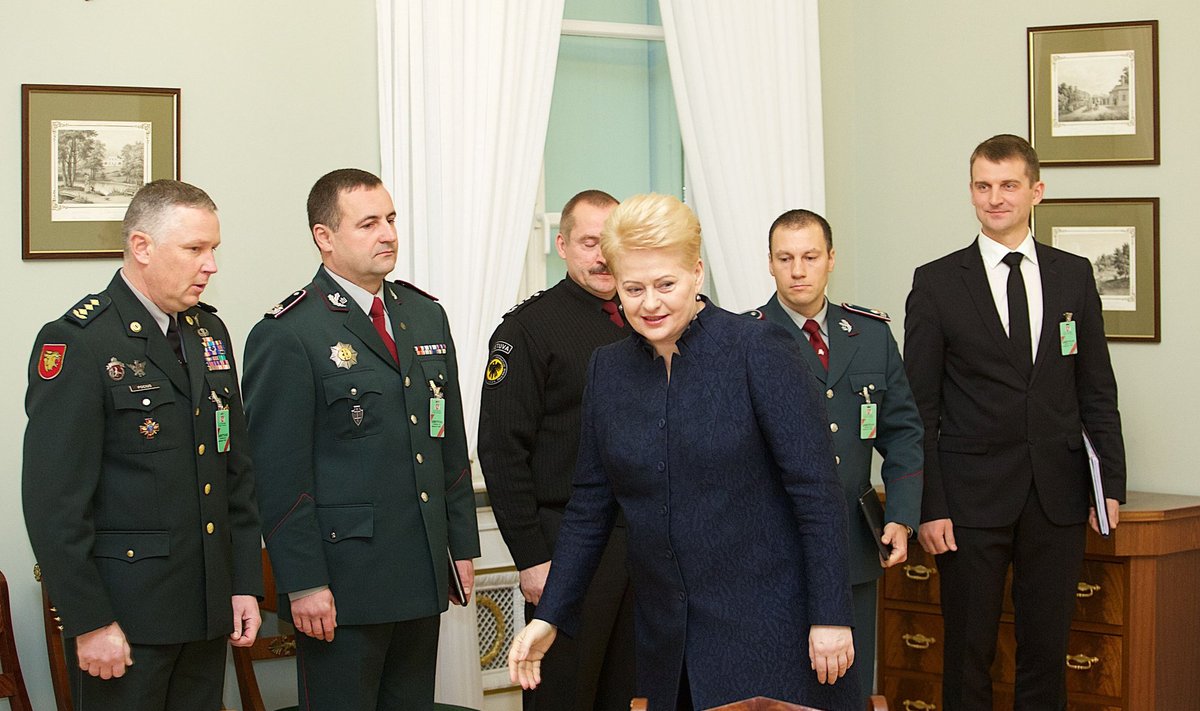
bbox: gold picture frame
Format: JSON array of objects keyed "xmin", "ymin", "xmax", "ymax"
[
  {"xmin": 1028, "ymin": 20, "xmax": 1159, "ymax": 166},
  {"xmin": 1033, "ymin": 197, "xmax": 1160, "ymax": 341},
  {"xmin": 22, "ymin": 84, "xmax": 180, "ymax": 259}
]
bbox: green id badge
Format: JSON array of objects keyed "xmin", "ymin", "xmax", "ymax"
[
  {"xmin": 1060, "ymin": 320, "xmax": 1078, "ymax": 356},
  {"xmin": 429, "ymin": 398, "xmax": 445, "ymax": 438},
  {"xmin": 860, "ymin": 403, "xmax": 878, "ymax": 440},
  {"xmin": 215, "ymin": 409, "xmax": 231, "ymax": 452}
]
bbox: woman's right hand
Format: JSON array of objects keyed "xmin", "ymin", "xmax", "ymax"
[{"xmin": 508, "ymin": 619, "xmax": 558, "ymax": 689}]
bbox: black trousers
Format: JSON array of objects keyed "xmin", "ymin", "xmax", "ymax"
[
  {"xmin": 295, "ymin": 615, "xmax": 440, "ymax": 711},
  {"xmin": 525, "ymin": 512, "xmax": 636, "ymax": 711},
  {"xmin": 936, "ymin": 484, "xmax": 1087, "ymax": 711},
  {"xmin": 67, "ymin": 635, "xmax": 226, "ymax": 711}
]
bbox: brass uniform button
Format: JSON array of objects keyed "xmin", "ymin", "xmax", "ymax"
[
  {"xmin": 141, "ymin": 398, "xmax": 151, "ymax": 406},
  {"xmin": 350, "ymin": 387, "xmax": 358, "ymax": 396},
  {"xmin": 204, "ymin": 483, "xmax": 212, "ymax": 495},
  {"xmin": 206, "ymin": 522, "xmax": 215, "ymax": 534},
  {"xmin": 330, "ymin": 531, "xmax": 337, "ymax": 540},
  {"xmin": 195, "ymin": 408, "xmax": 201, "ymax": 417},
  {"xmin": 185, "ymin": 315, "xmax": 194, "ymax": 326},
  {"xmin": 198, "ymin": 444, "xmax": 206, "ymax": 455},
  {"xmin": 835, "ymin": 455, "xmax": 841, "ymax": 465},
  {"xmin": 404, "ymin": 376, "xmax": 411, "ymax": 387},
  {"xmin": 126, "ymin": 550, "xmax": 134, "ymax": 558},
  {"xmin": 415, "ymin": 453, "xmax": 424, "ymax": 464},
  {"xmin": 410, "ymin": 414, "xmax": 418, "ymax": 425},
  {"xmin": 868, "ymin": 384, "xmax": 876, "ymax": 391},
  {"xmin": 420, "ymin": 492, "xmax": 429, "ymax": 503},
  {"xmin": 826, "ymin": 389, "xmax": 834, "ymax": 399},
  {"xmin": 129, "ymin": 321, "xmax": 143, "ymax": 333},
  {"xmin": 830, "ymin": 423, "xmax": 839, "ymax": 433},
  {"xmin": 399, "ymin": 322, "xmax": 407, "ymax": 331}
]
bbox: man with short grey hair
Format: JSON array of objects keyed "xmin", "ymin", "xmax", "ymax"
[{"xmin": 23, "ymin": 179, "xmax": 262, "ymax": 711}]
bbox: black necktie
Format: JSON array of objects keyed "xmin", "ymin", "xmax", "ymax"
[
  {"xmin": 1002, "ymin": 252, "xmax": 1031, "ymax": 376},
  {"xmin": 166, "ymin": 316, "xmax": 185, "ymax": 365}
]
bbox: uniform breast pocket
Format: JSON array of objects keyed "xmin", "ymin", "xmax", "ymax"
[
  {"xmin": 849, "ymin": 372, "xmax": 887, "ymax": 406},
  {"xmin": 109, "ymin": 381, "xmax": 181, "ymax": 453},
  {"xmin": 417, "ymin": 358, "xmax": 448, "ymax": 392},
  {"xmin": 322, "ymin": 370, "xmax": 386, "ymax": 440}
]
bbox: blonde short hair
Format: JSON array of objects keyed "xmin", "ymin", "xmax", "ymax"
[{"xmin": 600, "ymin": 193, "xmax": 701, "ymax": 273}]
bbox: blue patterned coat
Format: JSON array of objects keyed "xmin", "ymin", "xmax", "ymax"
[{"xmin": 534, "ymin": 301, "xmax": 859, "ymax": 710}]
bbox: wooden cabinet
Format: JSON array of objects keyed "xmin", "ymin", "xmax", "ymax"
[{"xmin": 876, "ymin": 491, "xmax": 1200, "ymax": 710}]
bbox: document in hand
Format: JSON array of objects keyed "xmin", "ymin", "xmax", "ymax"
[{"xmin": 1082, "ymin": 429, "xmax": 1111, "ymax": 537}]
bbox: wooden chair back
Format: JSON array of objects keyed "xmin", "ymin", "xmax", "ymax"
[
  {"xmin": 33, "ymin": 564, "xmax": 73, "ymax": 711},
  {"xmin": 0, "ymin": 569, "xmax": 34, "ymax": 711}
]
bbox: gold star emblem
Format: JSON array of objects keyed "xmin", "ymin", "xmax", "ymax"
[{"xmin": 330, "ymin": 342, "xmax": 358, "ymax": 369}]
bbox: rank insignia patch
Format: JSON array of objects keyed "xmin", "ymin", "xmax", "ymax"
[
  {"xmin": 330, "ymin": 342, "xmax": 358, "ymax": 369},
  {"xmin": 139, "ymin": 418, "xmax": 161, "ymax": 439},
  {"xmin": 201, "ymin": 336, "xmax": 231, "ymax": 371},
  {"xmin": 414, "ymin": 343, "xmax": 448, "ymax": 356},
  {"xmin": 484, "ymin": 354, "xmax": 508, "ymax": 387},
  {"xmin": 38, "ymin": 344, "xmax": 66, "ymax": 380}
]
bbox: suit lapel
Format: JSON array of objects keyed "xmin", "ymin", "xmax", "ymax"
[
  {"xmin": 959, "ymin": 241, "xmax": 1029, "ymax": 380},
  {"xmin": 179, "ymin": 308, "xmax": 207, "ymax": 406},
  {"xmin": 313, "ymin": 268, "xmax": 403, "ymax": 374},
  {"xmin": 108, "ymin": 277, "xmax": 190, "ymax": 395},
  {"xmin": 384, "ymin": 284, "xmax": 416, "ymax": 378},
  {"xmin": 824, "ymin": 306, "xmax": 857, "ymax": 387},
  {"xmin": 762, "ymin": 295, "xmax": 826, "ymax": 384},
  {"xmin": 1030, "ymin": 243, "xmax": 1063, "ymax": 382}
]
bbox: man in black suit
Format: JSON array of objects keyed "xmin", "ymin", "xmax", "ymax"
[{"xmin": 903, "ymin": 134, "xmax": 1125, "ymax": 710}]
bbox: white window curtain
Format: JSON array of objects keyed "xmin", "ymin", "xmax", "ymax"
[
  {"xmin": 660, "ymin": 0, "xmax": 826, "ymax": 311},
  {"xmin": 376, "ymin": 1, "xmax": 564, "ymax": 706}
]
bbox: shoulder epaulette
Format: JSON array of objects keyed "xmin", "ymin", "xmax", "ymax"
[
  {"xmin": 197, "ymin": 301, "xmax": 218, "ymax": 314},
  {"xmin": 393, "ymin": 279, "xmax": 439, "ymax": 302},
  {"xmin": 740, "ymin": 309, "xmax": 766, "ymax": 320},
  {"xmin": 265, "ymin": 289, "xmax": 307, "ymax": 319},
  {"xmin": 839, "ymin": 302, "xmax": 890, "ymax": 322},
  {"xmin": 503, "ymin": 290, "xmax": 545, "ymax": 318},
  {"xmin": 65, "ymin": 293, "xmax": 111, "ymax": 327}
]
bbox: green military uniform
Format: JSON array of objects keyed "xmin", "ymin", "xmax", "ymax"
[
  {"xmin": 757, "ymin": 295, "xmax": 923, "ymax": 696},
  {"xmin": 242, "ymin": 266, "xmax": 480, "ymax": 710},
  {"xmin": 22, "ymin": 271, "xmax": 262, "ymax": 709}
]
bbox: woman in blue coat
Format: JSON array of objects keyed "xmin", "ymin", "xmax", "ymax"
[{"xmin": 508, "ymin": 194, "xmax": 859, "ymax": 710}]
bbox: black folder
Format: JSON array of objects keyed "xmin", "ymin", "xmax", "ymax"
[{"xmin": 857, "ymin": 486, "xmax": 893, "ymax": 560}]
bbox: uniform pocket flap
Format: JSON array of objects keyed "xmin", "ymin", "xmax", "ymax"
[
  {"xmin": 937, "ymin": 434, "xmax": 989, "ymax": 454},
  {"xmin": 848, "ymin": 372, "xmax": 888, "ymax": 394},
  {"xmin": 93, "ymin": 531, "xmax": 170, "ymax": 563},
  {"xmin": 418, "ymin": 359, "xmax": 448, "ymax": 390},
  {"xmin": 110, "ymin": 381, "xmax": 176, "ymax": 411},
  {"xmin": 321, "ymin": 370, "xmax": 384, "ymax": 406},
  {"xmin": 316, "ymin": 504, "xmax": 375, "ymax": 543}
]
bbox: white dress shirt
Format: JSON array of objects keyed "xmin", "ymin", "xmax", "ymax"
[{"xmin": 978, "ymin": 231, "xmax": 1042, "ymax": 362}]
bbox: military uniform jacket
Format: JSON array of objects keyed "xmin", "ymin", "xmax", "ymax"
[
  {"xmin": 760, "ymin": 296, "xmax": 923, "ymax": 584},
  {"xmin": 243, "ymin": 267, "xmax": 480, "ymax": 625},
  {"xmin": 22, "ymin": 271, "xmax": 262, "ymax": 643},
  {"xmin": 477, "ymin": 277, "xmax": 626, "ymax": 569}
]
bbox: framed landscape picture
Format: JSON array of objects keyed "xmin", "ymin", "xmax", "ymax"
[
  {"xmin": 1028, "ymin": 20, "xmax": 1159, "ymax": 166},
  {"xmin": 1033, "ymin": 198, "xmax": 1159, "ymax": 341},
  {"xmin": 22, "ymin": 84, "xmax": 180, "ymax": 259}
]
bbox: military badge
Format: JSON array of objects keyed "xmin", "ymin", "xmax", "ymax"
[
  {"xmin": 330, "ymin": 342, "xmax": 358, "ymax": 369},
  {"xmin": 484, "ymin": 354, "xmax": 508, "ymax": 387},
  {"xmin": 139, "ymin": 418, "xmax": 161, "ymax": 439},
  {"xmin": 839, "ymin": 318, "xmax": 853, "ymax": 333},
  {"xmin": 351, "ymin": 404, "xmax": 364, "ymax": 427},
  {"xmin": 37, "ymin": 344, "xmax": 67, "ymax": 380},
  {"xmin": 327, "ymin": 292, "xmax": 349, "ymax": 309},
  {"xmin": 201, "ymin": 336, "xmax": 231, "ymax": 371},
  {"xmin": 106, "ymin": 357, "xmax": 126, "ymax": 381},
  {"xmin": 130, "ymin": 360, "xmax": 147, "ymax": 377},
  {"xmin": 197, "ymin": 327, "xmax": 210, "ymax": 338},
  {"xmin": 414, "ymin": 343, "xmax": 448, "ymax": 356}
]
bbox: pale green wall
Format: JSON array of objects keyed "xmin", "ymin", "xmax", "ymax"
[
  {"xmin": 819, "ymin": 1, "xmax": 1199, "ymax": 496},
  {"xmin": 0, "ymin": 2, "xmax": 378, "ymax": 708}
]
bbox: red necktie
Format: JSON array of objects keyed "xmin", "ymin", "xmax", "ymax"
[
  {"xmin": 802, "ymin": 319, "xmax": 829, "ymax": 370},
  {"xmin": 369, "ymin": 297, "xmax": 399, "ymax": 363},
  {"xmin": 601, "ymin": 301, "xmax": 625, "ymax": 328}
]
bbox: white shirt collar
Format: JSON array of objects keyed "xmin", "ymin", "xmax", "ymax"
[
  {"xmin": 978, "ymin": 230, "xmax": 1038, "ymax": 269},
  {"xmin": 120, "ymin": 268, "xmax": 172, "ymax": 335},
  {"xmin": 325, "ymin": 269, "xmax": 385, "ymax": 315},
  {"xmin": 780, "ymin": 296, "xmax": 829, "ymax": 339}
]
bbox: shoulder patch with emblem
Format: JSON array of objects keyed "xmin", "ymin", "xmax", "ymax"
[
  {"xmin": 196, "ymin": 301, "xmax": 218, "ymax": 313},
  {"xmin": 265, "ymin": 290, "xmax": 307, "ymax": 319},
  {"xmin": 503, "ymin": 290, "xmax": 545, "ymax": 318},
  {"xmin": 393, "ymin": 279, "xmax": 439, "ymax": 302},
  {"xmin": 740, "ymin": 309, "xmax": 766, "ymax": 320},
  {"xmin": 839, "ymin": 302, "xmax": 890, "ymax": 322},
  {"xmin": 65, "ymin": 293, "xmax": 111, "ymax": 327},
  {"xmin": 37, "ymin": 344, "xmax": 67, "ymax": 380},
  {"xmin": 484, "ymin": 352, "xmax": 509, "ymax": 387}
]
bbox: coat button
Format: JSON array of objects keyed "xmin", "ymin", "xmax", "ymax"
[
  {"xmin": 198, "ymin": 444, "xmax": 206, "ymax": 455},
  {"xmin": 416, "ymin": 453, "xmax": 424, "ymax": 464},
  {"xmin": 420, "ymin": 492, "xmax": 430, "ymax": 503},
  {"xmin": 206, "ymin": 522, "xmax": 215, "ymax": 534},
  {"xmin": 665, "ymin": 550, "xmax": 674, "ymax": 559},
  {"xmin": 656, "ymin": 461, "xmax": 666, "ymax": 472},
  {"xmin": 350, "ymin": 387, "xmax": 358, "ymax": 396},
  {"xmin": 677, "ymin": 592, "xmax": 686, "ymax": 601},
  {"xmin": 126, "ymin": 550, "xmax": 134, "ymax": 558},
  {"xmin": 330, "ymin": 531, "xmax": 337, "ymax": 540},
  {"xmin": 399, "ymin": 322, "xmax": 407, "ymax": 330},
  {"xmin": 405, "ymin": 376, "xmax": 411, "ymax": 387},
  {"xmin": 195, "ymin": 408, "xmax": 201, "ymax": 417},
  {"xmin": 826, "ymin": 389, "xmax": 834, "ymax": 399},
  {"xmin": 658, "ymin": 418, "xmax": 666, "ymax": 429},
  {"xmin": 868, "ymin": 384, "xmax": 876, "ymax": 391},
  {"xmin": 835, "ymin": 456, "xmax": 841, "ymax": 465},
  {"xmin": 410, "ymin": 414, "xmax": 418, "ymax": 425},
  {"xmin": 204, "ymin": 483, "xmax": 212, "ymax": 495},
  {"xmin": 830, "ymin": 423, "xmax": 839, "ymax": 433},
  {"xmin": 142, "ymin": 398, "xmax": 151, "ymax": 406}
]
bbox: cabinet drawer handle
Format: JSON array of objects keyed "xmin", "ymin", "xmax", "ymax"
[
  {"xmin": 903, "ymin": 564, "xmax": 936, "ymax": 581},
  {"xmin": 902, "ymin": 633, "xmax": 936, "ymax": 650},
  {"xmin": 1065, "ymin": 654, "xmax": 1100, "ymax": 670},
  {"xmin": 1075, "ymin": 581, "xmax": 1101, "ymax": 598},
  {"xmin": 902, "ymin": 702, "xmax": 937, "ymax": 711}
]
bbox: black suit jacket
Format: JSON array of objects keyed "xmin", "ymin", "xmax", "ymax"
[{"xmin": 904, "ymin": 239, "xmax": 1125, "ymax": 528}]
